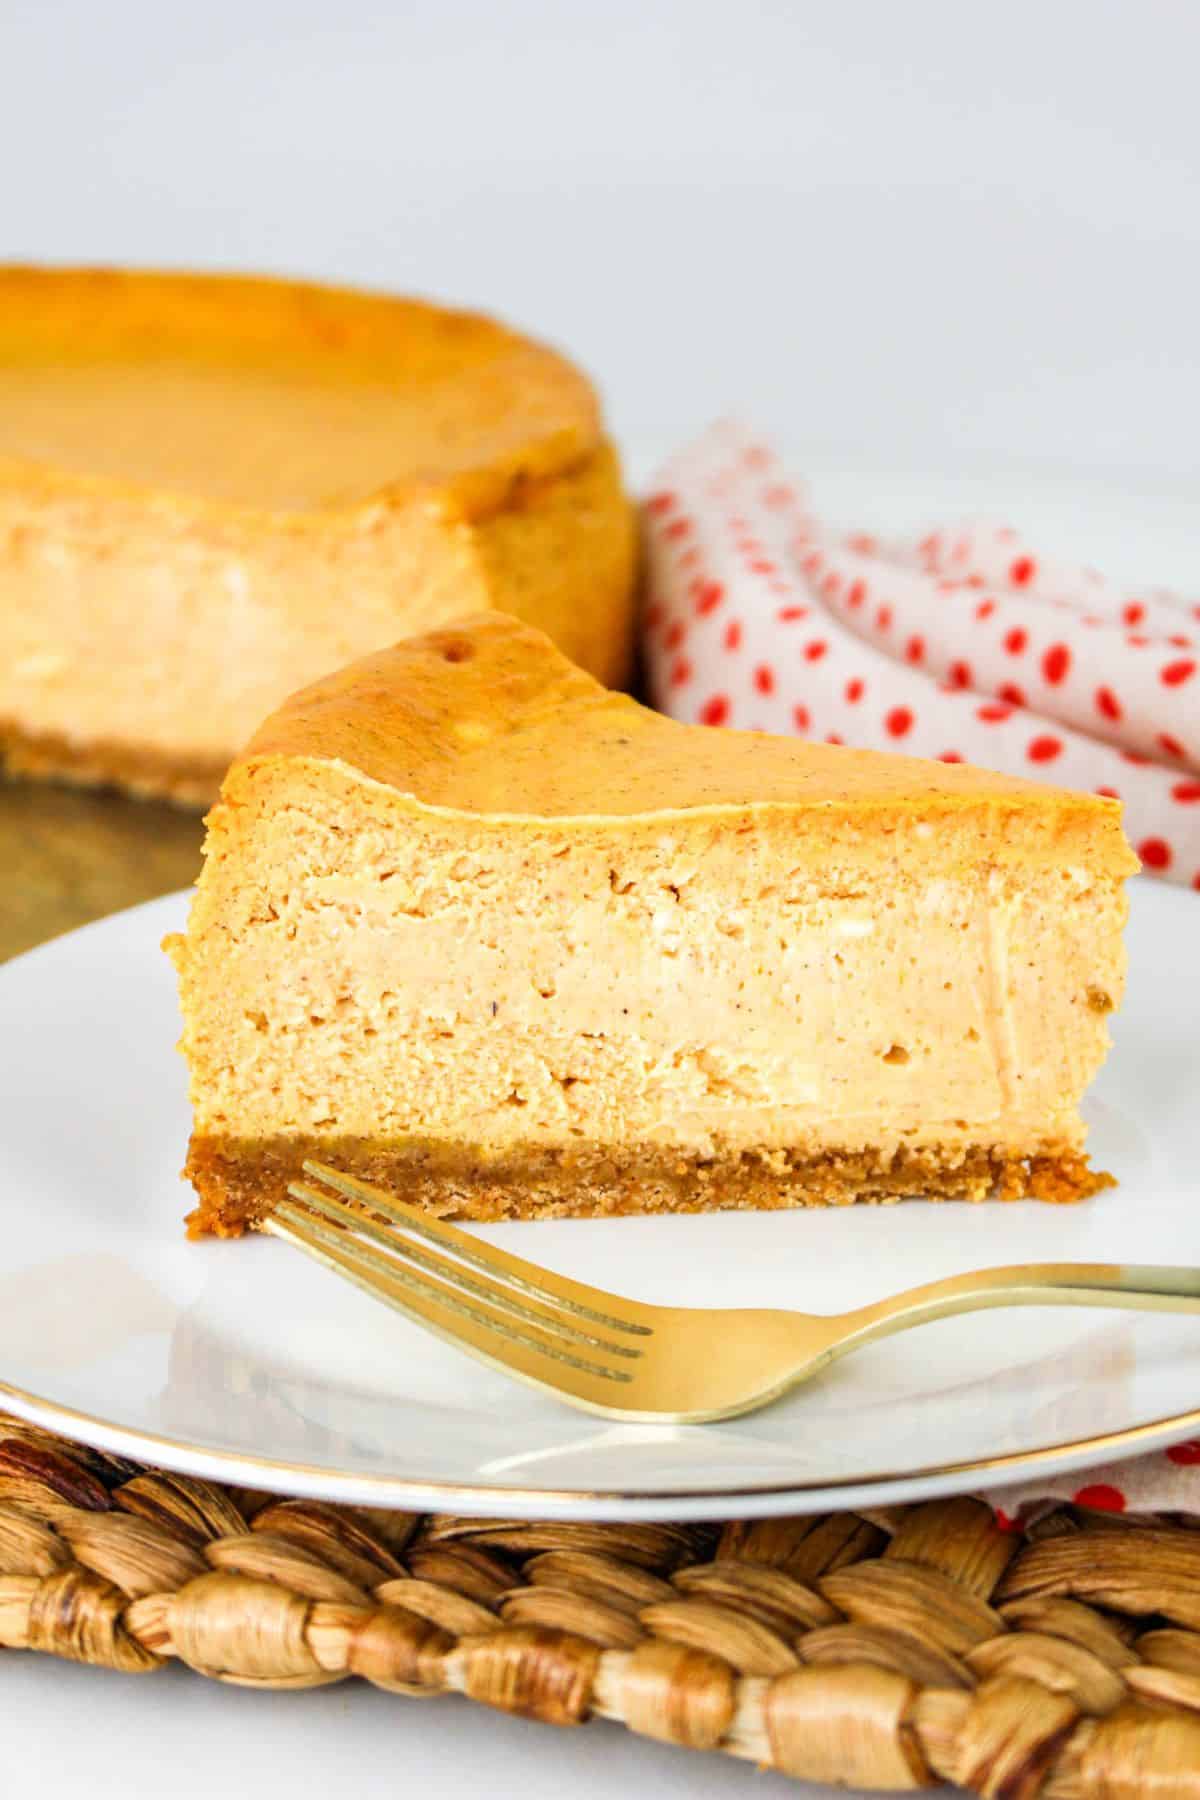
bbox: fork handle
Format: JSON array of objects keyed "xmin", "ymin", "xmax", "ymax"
[{"xmin": 835, "ymin": 1262, "xmax": 1200, "ymax": 1358}]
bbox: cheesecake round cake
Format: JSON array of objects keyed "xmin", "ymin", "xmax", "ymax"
[{"xmin": 0, "ymin": 267, "xmax": 636, "ymax": 804}]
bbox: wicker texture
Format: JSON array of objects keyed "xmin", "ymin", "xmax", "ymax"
[{"xmin": 5, "ymin": 1418, "xmax": 1200, "ymax": 1791}]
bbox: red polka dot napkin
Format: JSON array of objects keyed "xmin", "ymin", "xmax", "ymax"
[
  {"xmin": 644, "ymin": 421, "xmax": 1200, "ymax": 889},
  {"xmin": 982, "ymin": 1439, "xmax": 1200, "ymax": 1530}
]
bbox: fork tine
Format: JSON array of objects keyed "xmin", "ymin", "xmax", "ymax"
[
  {"xmin": 301, "ymin": 1160, "xmax": 654, "ymax": 1336},
  {"xmin": 286, "ymin": 1180, "xmax": 642, "ymax": 1359},
  {"xmin": 264, "ymin": 1202, "xmax": 636, "ymax": 1402},
  {"xmin": 274, "ymin": 1201, "xmax": 630, "ymax": 1378}
]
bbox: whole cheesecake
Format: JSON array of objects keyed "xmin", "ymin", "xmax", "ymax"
[
  {"xmin": 0, "ymin": 267, "xmax": 635, "ymax": 804},
  {"xmin": 167, "ymin": 613, "xmax": 1136, "ymax": 1237}
]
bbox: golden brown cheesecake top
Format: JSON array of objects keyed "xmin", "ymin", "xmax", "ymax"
[
  {"xmin": 0, "ymin": 267, "xmax": 599, "ymax": 518},
  {"xmin": 234, "ymin": 613, "xmax": 1137, "ymax": 866}
]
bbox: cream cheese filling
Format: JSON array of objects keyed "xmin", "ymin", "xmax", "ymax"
[{"xmin": 182, "ymin": 866, "xmax": 1123, "ymax": 1162}]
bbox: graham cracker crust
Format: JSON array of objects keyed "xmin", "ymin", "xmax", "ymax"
[
  {"xmin": 183, "ymin": 1133, "xmax": 1113, "ymax": 1239},
  {"xmin": 1, "ymin": 720, "xmax": 224, "ymax": 809}
]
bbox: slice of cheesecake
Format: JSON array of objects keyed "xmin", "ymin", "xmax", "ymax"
[
  {"xmin": 167, "ymin": 614, "xmax": 1136, "ymax": 1237},
  {"xmin": 0, "ymin": 267, "xmax": 634, "ymax": 805}
]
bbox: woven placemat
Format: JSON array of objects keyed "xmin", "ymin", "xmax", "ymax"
[{"xmin": 4, "ymin": 1414, "xmax": 1200, "ymax": 1792}]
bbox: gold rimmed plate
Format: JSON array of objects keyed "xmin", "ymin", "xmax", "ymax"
[{"xmin": 0, "ymin": 877, "xmax": 1196, "ymax": 1520}]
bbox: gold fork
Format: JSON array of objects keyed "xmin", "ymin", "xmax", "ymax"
[{"xmin": 264, "ymin": 1161, "xmax": 1200, "ymax": 1425}]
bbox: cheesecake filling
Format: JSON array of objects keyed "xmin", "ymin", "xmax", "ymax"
[
  {"xmin": 170, "ymin": 768, "xmax": 1126, "ymax": 1230},
  {"xmin": 185, "ymin": 883, "xmax": 1109, "ymax": 1156}
]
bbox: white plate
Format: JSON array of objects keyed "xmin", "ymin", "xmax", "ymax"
[{"xmin": 0, "ymin": 876, "xmax": 1196, "ymax": 1520}]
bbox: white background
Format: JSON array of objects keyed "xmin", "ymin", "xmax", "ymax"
[
  {"xmin": 4, "ymin": 2, "xmax": 1199, "ymax": 1794},
  {"xmin": 8, "ymin": 0, "xmax": 1200, "ymax": 485}
]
